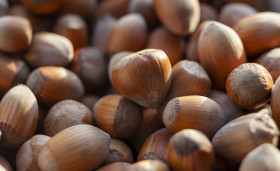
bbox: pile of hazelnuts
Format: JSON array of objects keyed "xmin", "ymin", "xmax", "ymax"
[{"xmin": 0, "ymin": 0, "xmax": 280, "ymax": 170}]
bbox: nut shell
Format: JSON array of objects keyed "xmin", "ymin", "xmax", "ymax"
[
  {"xmin": 111, "ymin": 49, "xmax": 172, "ymax": 108},
  {"xmin": 38, "ymin": 124, "xmax": 111, "ymax": 171},
  {"xmin": 226, "ymin": 63, "xmax": 273, "ymax": 110},
  {"xmin": 163, "ymin": 95, "xmax": 225, "ymax": 138},
  {"xmin": 26, "ymin": 66, "xmax": 84, "ymax": 106}
]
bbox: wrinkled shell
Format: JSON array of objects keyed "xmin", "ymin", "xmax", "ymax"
[{"xmin": 226, "ymin": 63, "xmax": 273, "ymax": 110}]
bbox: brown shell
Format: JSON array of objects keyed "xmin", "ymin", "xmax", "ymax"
[
  {"xmin": 0, "ymin": 85, "xmax": 38, "ymax": 148},
  {"xmin": 26, "ymin": 66, "xmax": 84, "ymax": 106},
  {"xmin": 0, "ymin": 16, "xmax": 32, "ymax": 53},
  {"xmin": 166, "ymin": 129, "xmax": 214, "ymax": 171},
  {"xmin": 20, "ymin": 0, "xmax": 62, "ymax": 14},
  {"xmin": 111, "ymin": 49, "xmax": 172, "ymax": 108},
  {"xmin": 234, "ymin": 12, "xmax": 280, "ymax": 57},
  {"xmin": 24, "ymin": 32, "xmax": 73, "ymax": 68},
  {"xmin": 44, "ymin": 99, "xmax": 93, "ymax": 136},
  {"xmin": 107, "ymin": 14, "xmax": 147, "ymax": 53},
  {"xmin": 127, "ymin": 160, "xmax": 170, "ymax": 171},
  {"xmin": 226, "ymin": 63, "xmax": 273, "ymax": 110},
  {"xmin": 163, "ymin": 95, "xmax": 225, "ymax": 138},
  {"xmin": 198, "ymin": 21, "xmax": 247, "ymax": 89},
  {"xmin": 154, "ymin": 0, "xmax": 200, "ymax": 36},
  {"xmin": 38, "ymin": 124, "xmax": 111, "ymax": 171}
]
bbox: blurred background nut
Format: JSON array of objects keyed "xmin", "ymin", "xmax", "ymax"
[
  {"xmin": 0, "ymin": 53, "xmax": 29, "ymax": 97},
  {"xmin": 59, "ymin": 0, "xmax": 97, "ymax": 19},
  {"xmin": 93, "ymin": 94, "xmax": 143, "ymax": 140},
  {"xmin": 70, "ymin": 47, "xmax": 108, "ymax": 93},
  {"xmin": 0, "ymin": 16, "xmax": 32, "ymax": 54},
  {"xmin": 96, "ymin": 0, "xmax": 129, "ymax": 20},
  {"xmin": 226, "ymin": 63, "xmax": 273, "ymax": 110},
  {"xmin": 128, "ymin": 0, "xmax": 160, "ymax": 29},
  {"xmin": 0, "ymin": 0, "xmax": 9, "ymax": 16},
  {"xmin": 271, "ymin": 76, "xmax": 280, "ymax": 128},
  {"xmin": 199, "ymin": 3, "xmax": 217, "ymax": 22},
  {"xmin": 154, "ymin": 0, "xmax": 200, "ymax": 36},
  {"xmin": 0, "ymin": 85, "xmax": 38, "ymax": 148},
  {"xmin": 218, "ymin": 3, "xmax": 257, "ymax": 28},
  {"xmin": 44, "ymin": 99, "xmax": 93, "ymax": 136},
  {"xmin": 146, "ymin": 27, "xmax": 185, "ymax": 66},
  {"xmin": 166, "ymin": 129, "xmax": 214, "ymax": 171},
  {"xmin": 107, "ymin": 13, "xmax": 147, "ymax": 53},
  {"xmin": 16, "ymin": 134, "xmax": 51, "ymax": 171},
  {"xmin": 24, "ymin": 32, "xmax": 73, "ymax": 68},
  {"xmin": 53, "ymin": 14, "xmax": 88, "ymax": 50},
  {"xmin": 20, "ymin": 0, "xmax": 62, "ymax": 15},
  {"xmin": 255, "ymin": 48, "xmax": 280, "ymax": 82},
  {"xmin": 26, "ymin": 66, "xmax": 84, "ymax": 106},
  {"xmin": 92, "ymin": 14, "xmax": 116, "ymax": 52},
  {"xmin": 9, "ymin": 5, "xmax": 51, "ymax": 33}
]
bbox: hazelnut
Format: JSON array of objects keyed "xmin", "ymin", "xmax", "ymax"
[
  {"xmin": 0, "ymin": 0, "xmax": 9, "ymax": 16},
  {"xmin": 38, "ymin": 124, "xmax": 111, "ymax": 171},
  {"xmin": 93, "ymin": 94, "xmax": 142, "ymax": 140},
  {"xmin": 226, "ymin": 63, "xmax": 273, "ymax": 110},
  {"xmin": 0, "ymin": 16, "xmax": 32, "ymax": 53},
  {"xmin": 0, "ymin": 84, "xmax": 38, "ymax": 148},
  {"xmin": 137, "ymin": 128, "xmax": 172, "ymax": 162},
  {"xmin": 166, "ymin": 129, "xmax": 214, "ymax": 171},
  {"xmin": 198, "ymin": 21, "xmax": 247, "ymax": 89},
  {"xmin": 92, "ymin": 14, "xmax": 116, "ymax": 52},
  {"xmin": 104, "ymin": 138, "xmax": 133, "ymax": 164},
  {"xmin": 53, "ymin": 14, "xmax": 88, "ymax": 50},
  {"xmin": 163, "ymin": 95, "xmax": 225, "ymax": 138},
  {"xmin": 24, "ymin": 32, "xmax": 74, "ymax": 68},
  {"xmin": 107, "ymin": 13, "xmax": 147, "ymax": 53},
  {"xmin": 70, "ymin": 47, "xmax": 108, "ymax": 92},
  {"xmin": 146, "ymin": 27, "xmax": 185, "ymax": 66},
  {"xmin": 271, "ymin": 76, "xmax": 280, "ymax": 128},
  {"xmin": 96, "ymin": 0, "xmax": 129, "ymax": 20},
  {"xmin": 128, "ymin": 0, "xmax": 160, "ymax": 29},
  {"xmin": 200, "ymin": 3, "xmax": 218, "ymax": 22},
  {"xmin": 212, "ymin": 113, "xmax": 279, "ymax": 162},
  {"xmin": 0, "ymin": 53, "xmax": 30, "ymax": 97},
  {"xmin": 256, "ymin": 48, "xmax": 280, "ymax": 82},
  {"xmin": 16, "ymin": 134, "xmax": 51, "ymax": 171},
  {"xmin": 234, "ymin": 12, "xmax": 280, "ymax": 57},
  {"xmin": 154, "ymin": 0, "xmax": 200, "ymax": 36},
  {"xmin": 20, "ymin": 0, "xmax": 62, "ymax": 14},
  {"xmin": 59, "ymin": 0, "xmax": 97, "ymax": 18},
  {"xmin": 111, "ymin": 49, "xmax": 172, "ymax": 108},
  {"xmin": 44, "ymin": 99, "xmax": 93, "ymax": 136},
  {"xmin": 26, "ymin": 66, "xmax": 84, "ymax": 106},
  {"xmin": 0, "ymin": 155, "xmax": 12, "ymax": 171},
  {"xmin": 218, "ymin": 3, "xmax": 257, "ymax": 28}
]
